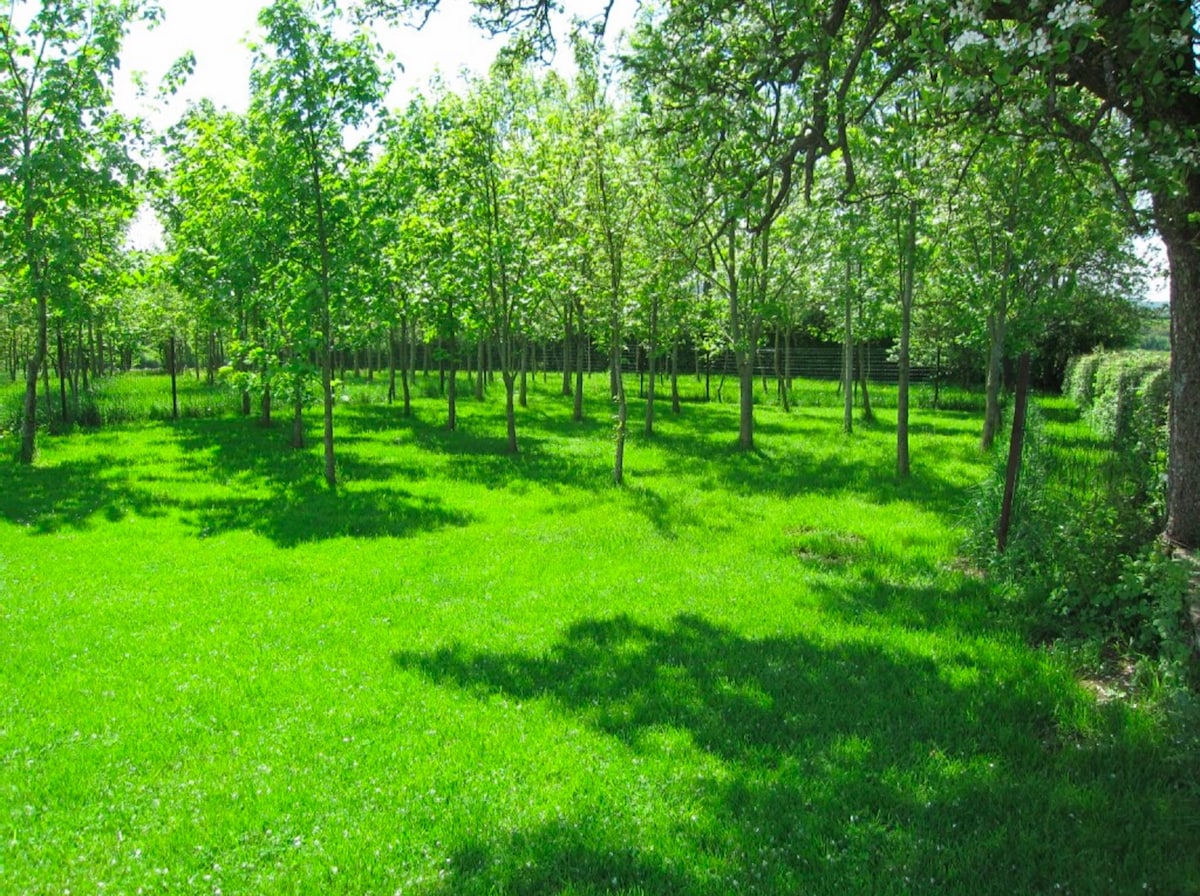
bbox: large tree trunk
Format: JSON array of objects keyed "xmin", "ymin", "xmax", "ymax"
[{"xmin": 1157, "ymin": 184, "xmax": 1200, "ymax": 549}]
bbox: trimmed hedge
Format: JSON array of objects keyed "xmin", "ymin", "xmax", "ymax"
[{"xmin": 1063, "ymin": 350, "xmax": 1169, "ymax": 448}]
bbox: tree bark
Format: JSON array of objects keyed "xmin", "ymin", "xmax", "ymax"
[
  {"xmin": 645, "ymin": 298, "xmax": 658, "ymax": 437},
  {"xmin": 503, "ymin": 372, "xmax": 518, "ymax": 454},
  {"xmin": 562, "ymin": 312, "xmax": 574, "ymax": 397},
  {"xmin": 169, "ymin": 333, "xmax": 179, "ymax": 421},
  {"xmin": 981, "ymin": 308, "xmax": 1006, "ymax": 451},
  {"xmin": 897, "ymin": 200, "xmax": 917, "ymax": 479},
  {"xmin": 18, "ymin": 289, "xmax": 47, "ymax": 464},
  {"xmin": 573, "ymin": 328, "xmax": 585, "ymax": 422},
  {"xmin": 670, "ymin": 342, "xmax": 681, "ymax": 415},
  {"xmin": 612, "ymin": 341, "xmax": 627, "ymax": 485},
  {"xmin": 842, "ymin": 258, "xmax": 854, "ymax": 435},
  {"xmin": 1157, "ymin": 184, "xmax": 1200, "ymax": 549},
  {"xmin": 998, "ymin": 351, "xmax": 1032, "ymax": 553}
]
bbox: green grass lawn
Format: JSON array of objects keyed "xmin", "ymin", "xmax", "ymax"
[{"xmin": 1, "ymin": 373, "xmax": 1196, "ymax": 895}]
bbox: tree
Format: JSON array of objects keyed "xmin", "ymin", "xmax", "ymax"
[
  {"xmin": 1, "ymin": 0, "xmax": 157, "ymax": 461},
  {"xmin": 159, "ymin": 102, "xmax": 264, "ymax": 416},
  {"xmin": 249, "ymin": 0, "xmax": 389, "ymax": 486}
]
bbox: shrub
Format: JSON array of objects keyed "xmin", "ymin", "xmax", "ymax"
[{"xmin": 968, "ymin": 385, "xmax": 1193, "ymax": 687}]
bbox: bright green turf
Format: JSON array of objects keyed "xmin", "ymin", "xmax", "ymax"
[{"xmin": 0, "ymin": 373, "xmax": 1195, "ymax": 895}]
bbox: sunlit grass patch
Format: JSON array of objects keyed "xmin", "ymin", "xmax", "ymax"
[{"xmin": 0, "ymin": 373, "xmax": 1196, "ymax": 895}]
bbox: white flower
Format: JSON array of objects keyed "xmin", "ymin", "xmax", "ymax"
[{"xmin": 951, "ymin": 30, "xmax": 988, "ymax": 53}]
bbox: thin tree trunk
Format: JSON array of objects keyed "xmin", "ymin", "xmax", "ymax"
[
  {"xmin": 447, "ymin": 349, "xmax": 458, "ymax": 432},
  {"xmin": 56, "ymin": 324, "xmax": 68, "ymax": 424},
  {"xmin": 169, "ymin": 333, "xmax": 179, "ymax": 421},
  {"xmin": 475, "ymin": 340, "xmax": 485, "ymax": 400},
  {"xmin": 562, "ymin": 312, "xmax": 573, "ymax": 397},
  {"xmin": 573, "ymin": 330, "xmax": 585, "ymax": 422},
  {"xmin": 644, "ymin": 299, "xmax": 658, "ymax": 437},
  {"xmin": 997, "ymin": 351, "xmax": 1032, "ymax": 552},
  {"xmin": 19, "ymin": 288, "xmax": 47, "ymax": 463},
  {"xmin": 897, "ymin": 200, "xmax": 917, "ymax": 479},
  {"xmin": 291, "ymin": 379, "xmax": 304, "ymax": 449},
  {"xmin": 612, "ymin": 341, "xmax": 627, "ymax": 485},
  {"xmin": 858, "ymin": 341, "xmax": 873, "ymax": 423},
  {"xmin": 504, "ymin": 372, "xmax": 518, "ymax": 454},
  {"xmin": 775, "ymin": 330, "xmax": 790, "ymax": 412},
  {"xmin": 981, "ymin": 307, "xmax": 1006, "ymax": 450},
  {"xmin": 843, "ymin": 258, "xmax": 854, "ymax": 435},
  {"xmin": 670, "ymin": 342, "xmax": 681, "ymax": 415},
  {"xmin": 387, "ymin": 328, "xmax": 397, "ymax": 404},
  {"xmin": 518, "ymin": 339, "xmax": 529, "ymax": 409},
  {"xmin": 400, "ymin": 319, "xmax": 412, "ymax": 419}
]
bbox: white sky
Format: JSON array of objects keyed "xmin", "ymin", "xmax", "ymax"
[{"xmin": 113, "ymin": 0, "xmax": 632, "ymax": 127}]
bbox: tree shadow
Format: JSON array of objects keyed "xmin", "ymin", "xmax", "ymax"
[
  {"xmin": 0, "ymin": 454, "xmax": 168, "ymax": 534},
  {"xmin": 167, "ymin": 418, "xmax": 473, "ymax": 546},
  {"xmin": 394, "ymin": 614, "xmax": 1198, "ymax": 894}
]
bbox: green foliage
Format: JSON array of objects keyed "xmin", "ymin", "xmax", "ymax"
[{"xmin": 968, "ymin": 393, "xmax": 1192, "ymax": 685}]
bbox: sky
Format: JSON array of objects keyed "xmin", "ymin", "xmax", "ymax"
[{"xmin": 112, "ymin": 0, "xmax": 631, "ymax": 128}]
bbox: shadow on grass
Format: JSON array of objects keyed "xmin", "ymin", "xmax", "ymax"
[
  {"xmin": 644, "ymin": 403, "xmax": 981, "ymax": 517},
  {"xmin": 0, "ymin": 455, "xmax": 168, "ymax": 534},
  {"xmin": 166, "ymin": 417, "xmax": 473, "ymax": 546},
  {"xmin": 396, "ymin": 613, "xmax": 1199, "ymax": 895}
]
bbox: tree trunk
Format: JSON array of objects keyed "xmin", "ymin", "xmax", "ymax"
[
  {"xmin": 169, "ymin": 333, "xmax": 179, "ymax": 421},
  {"xmin": 997, "ymin": 351, "xmax": 1032, "ymax": 553},
  {"xmin": 401, "ymin": 320, "xmax": 412, "ymax": 419},
  {"xmin": 981, "ymin": 308, "xmax": 1006, "ymax": 450},
  {"xmin": 562, "ymin": 312, "xmax": 574, "ymax": 397},
  {"xmin": 447, "ymin": 352, "xmax": 458, "ymax": 432},
  {"xmin": 612, "ymin": 341, "xmax": 627, "ymax": 485},
  {"xmin": 738, "ymin": 349, "xmax": 755, "ymax": 450},
  {"xmin": 1157, "ymin": 184, "xmax": 1200, "ymax": 549},
  {"xmin": 291, "ymin": 378, "xmax": 304, "ymax": 448},
  {"xmin": 858, "ymin": 341, "xmax": 873, "ymax": 423},
  {"xmin": 897, "ymin": 200, "xmax": 917, "ymax": 479},
  {"xmin": 518, "ymin": 339, "xmax": 529, "ymax": 409},
  {"xmin": 573, "ymin": 329, "xmax": 585, "ymax": 422},
  {"xmin": 56, "ymin": 324, "xmax": 68, "ymax": 425},
  {"xmin": 18, "ymin": 291, "xmax": 47, "ymax": 464},
  {"xmin": 670, "ymin": 342, "xmax": 681, "ymax": 415},
  {"xmin": 387, "ymin": 328, "xmax": 398, "ymax": 405},
  {"xmin": 504, "ymin": 372, "xmax": 518, "ymax": 454},
  {"xmin": 842, "ymin": 260, "xmax": 854, "ymax": 435},
  {"xmin": 644, "ymin": 299, "xmax": 658, "ymax": 437},
  {"xmin": 474, "ymin": 340, "xmax": 485, "ymax": 400},
  {"xmin": 775, "ymin": 330, "xmax": 790, "ymax": 413}
]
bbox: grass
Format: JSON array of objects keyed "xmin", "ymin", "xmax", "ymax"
[{"xmin": 1, "ymin": 371, "xmax": 1196, "ymax": 895}]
